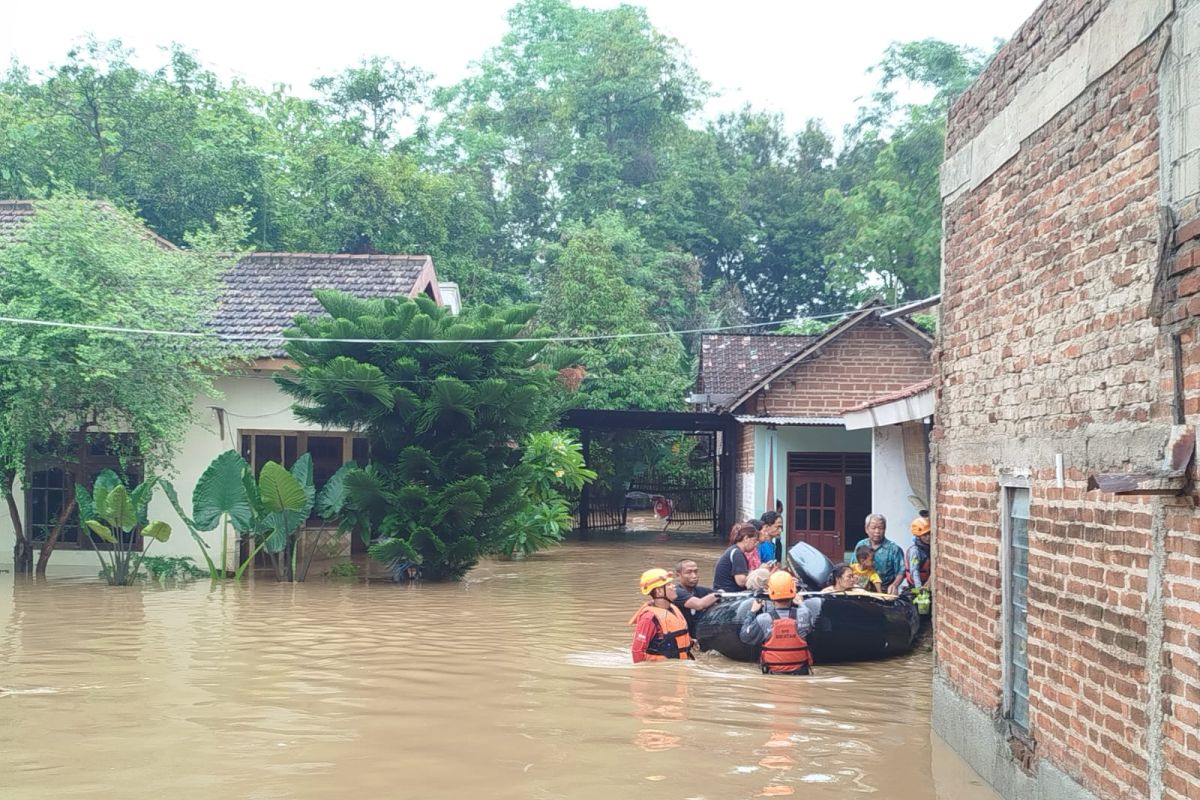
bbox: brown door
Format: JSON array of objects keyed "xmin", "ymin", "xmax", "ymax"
[{"xmin": 787, "ymin": 474, "xmax": 844, "ymax": 562}]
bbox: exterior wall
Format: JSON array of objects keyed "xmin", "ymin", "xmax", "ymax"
[
  {"xmin": 743, "ymin": 319, "xmax": 931, "ymax": 417},
  {"xmin": 0, "ymin": 372, "xmax": 352, "ymax": 572},
  {"xmin": 935, "ymin": 2, "xmax": 1200, "ymax": 800},
  {"xmin": 752, "ymin": 425, "xmax": 870, "ymax": 553},
  {"xmin": 736, "ymin": 423, "xmax": 756, "ymax": 523},
  {"xmin": 872, "ymin": 424, "xmax": 920, "ymax": 558}
]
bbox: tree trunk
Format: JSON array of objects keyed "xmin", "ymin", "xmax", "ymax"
[
  {"xmin": 3, "ymin": 469, "xmax": 32, "ymax": 575},
  {"xmin": 35, "ymin": 496, "xmax": 77, "ymax": 577}
]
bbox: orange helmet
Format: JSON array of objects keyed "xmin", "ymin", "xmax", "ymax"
[
  {"xmin": 767, "ymin": 571, "xmax": 797, "ymax": 601},
  {"xmin": 911, "ymin": 517, "xmax": 931, "ymax": 537},
  {"xmin": 639, "ymin": 568, "xmax": 672, "ymax": 595}
]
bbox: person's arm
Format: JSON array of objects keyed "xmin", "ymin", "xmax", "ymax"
[
  {"xmin": 685, "ymin": 593, "xmax": 720, "ymax": 611},
  {"xmin": 738, "ymin": 600, "xmax": 767, "ymax": 644},
  {"xmin": 887, "ymin": 546, "xmax": 905, "ymax": 594},
  {"xmin": 732, "ymin": 549, "xmax": 749, "ymax": 588},
  {"xmin": 631, "ymin": 613, "xmax": 659, "ymax": 663},
  {"xmin": 907, "ymin": 546, "xmax": 924, "ymax": 589},
  {"xmin": 794, "ymin": 604, "xmax": 814, "ymax": 639}
]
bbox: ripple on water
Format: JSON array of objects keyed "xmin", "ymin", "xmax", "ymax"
[{"xmin": 0, "ymin": 541, "xmax": 997, "ymax": 800}]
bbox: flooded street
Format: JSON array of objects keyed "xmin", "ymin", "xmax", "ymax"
[{"xmin": 0, "ymin": 540, "xmax": 995, "ymax": 800}]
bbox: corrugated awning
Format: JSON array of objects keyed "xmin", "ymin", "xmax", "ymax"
[{"xmin": 733, "ymin": 416, "xmax": 844, "ymax": 426}]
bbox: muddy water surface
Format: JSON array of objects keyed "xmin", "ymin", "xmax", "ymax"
[{"xmin": 0, "ymin": 540, "xmax": 996, "ymax": 800}]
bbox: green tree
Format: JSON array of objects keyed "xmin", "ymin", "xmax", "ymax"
[
  {"xmin": 537, "ymin": 217, "xmax": 691, "ymax": 411},
  {"xmin": 0, "ymin": 195, "xmax": 238, "ymax": 573},
  {"xmin": 825, "ymin": 39, "xmax": 993, "ymax": 303},
  {"xmin": 276, "ymin": 293, "xmax": 570, "ymax": 580}
]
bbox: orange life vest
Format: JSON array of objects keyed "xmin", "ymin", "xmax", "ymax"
[
  {"xmin": 905, "ymin": 545, "xmax": 931, "ymax": 587},
  {"xmin": 759, "ymin": 606, "xmax": 813, "ymax": 675},
  {"xmin": 629, "ymin": 603, "xmax": 694, "ymax": 661}
]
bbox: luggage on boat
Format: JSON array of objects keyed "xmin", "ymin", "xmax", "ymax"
[{"xmin": 694, "ymin": 542, "xmax": 920, "ymax": 663}]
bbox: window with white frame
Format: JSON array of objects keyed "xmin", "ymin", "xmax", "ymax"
[{"xmin": 1003, "ymin": 483, "xmax": 1031, "ymax": 734}]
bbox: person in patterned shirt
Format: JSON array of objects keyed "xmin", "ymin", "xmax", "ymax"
[{"xmin": 851, "ymin": 513, "xmax": 905, "ymax": 595}]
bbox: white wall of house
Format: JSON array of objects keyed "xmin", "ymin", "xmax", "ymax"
[
  {"xmin": 871, "ymin": 424, "xmax": 920, "ymax": 558},
  {"xmin": 752, "ymin": 425, "xmax": 871, "ymax": 554},
  {"xmin": 0, "ymin": 371, "xmax": 350, "ymax": 572}
]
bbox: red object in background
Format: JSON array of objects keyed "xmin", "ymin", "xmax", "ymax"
[{"xmin": 652, "ymin": 496, "xmax": 674, "ymax": 519}]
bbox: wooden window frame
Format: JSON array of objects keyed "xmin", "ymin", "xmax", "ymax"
[{"xmin": 238, "ymin": 430, "xmax": 367, "ymax": 528}]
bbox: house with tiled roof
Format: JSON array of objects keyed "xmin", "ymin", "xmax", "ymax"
[
  {"xmin": 0, "ymin": 199, "xmax": 457, "ymax": 571},
  {"xmin": 694, "ymin": 299, "xmax": 935, "ymax": 561}
]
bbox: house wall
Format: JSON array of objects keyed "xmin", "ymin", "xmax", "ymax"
[
  {"xmin": 0, "ymin": 372, "xmax": 352, "ymax": 573},
  {"xmin": 752, "ymin": 425, "xmax": 871, "ymax": 553},
  {"xmin": 935, "ymin": 2, "xmax": 1200, "ymax": 800},
  {"xmin": 872, "ymin": 425, "xmax": 920, "ymax": 559},
  {"xmin": 736, "ymin": 423, "xmax": 756, "ymax": 523},
  {"xmin": 744, "ymin": 319, "xmax": 931, "ymax": 417}
]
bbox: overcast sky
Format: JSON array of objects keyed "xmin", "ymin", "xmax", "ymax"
[{"xmin": 4, "ymin": 1, "xmax": 1040, "ymax": 137}]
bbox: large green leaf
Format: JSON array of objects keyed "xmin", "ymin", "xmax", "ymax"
[
  {"xmin": 142, "ymin": 520, "xmax": 171, "ymax": 542},
  {"xmin": 85, "ymin": 520, "xmax": 117, "ymax": 544},
  {"xmin": 75, "ymin": 483, "xmax": 95, "ymax": 526},
  {"xmin": 289, "ymin": 453, "xmax": 316, "ymax": 519},
  {"xmin": 101, "ymin": 486, "xmax": 138, "ymax": 532},
  {"xmin": 316, "ymin": 461, "xmax": 356, "ymax": 520},
  {"xmin": 129, "ymin": 477, "xmax": 158, "ymax": 526},
  {"xmin": 258, "ymin": 461, "xmax": 307, "ymax": 544},
  {"xmin": 159, "ymin": 479, "xmax": 218, "ymax": 577},
  {"xmin": 92, "ymin": 469, "xmax": 122, "ymax": 517},
  {"xmin": 193, "ymin": 450, "xmax": 253, "ymax": 531}
]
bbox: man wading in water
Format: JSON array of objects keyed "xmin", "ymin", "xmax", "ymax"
[{"xmin": 630, "ymin": 568, "xmax": 694, "ymax": 663}]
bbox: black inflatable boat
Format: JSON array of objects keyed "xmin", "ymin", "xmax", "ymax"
[{"xmin": 694, "ymin": 542, "xmax": 920, "ymax": 663}]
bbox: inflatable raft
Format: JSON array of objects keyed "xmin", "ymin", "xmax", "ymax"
[{"xmin": 695, "ymin": 542, "xmax": 920, "ymax": 663}]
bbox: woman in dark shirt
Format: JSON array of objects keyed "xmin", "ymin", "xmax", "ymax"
[{"xmin": 713, "ymin": 522, "xmax": 760, "ymax": 592}]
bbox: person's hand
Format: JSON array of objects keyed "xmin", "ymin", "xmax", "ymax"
[{"xmin": 751, "ymin": 599, "xmax": 763, "ymax": 613}]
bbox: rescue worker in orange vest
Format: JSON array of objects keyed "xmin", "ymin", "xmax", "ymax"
[
  {"xmin": 630, "ymin": 568, "xmax": 695, "ymax": 663},
  {"xmin": 906, "ymin": 516, "xmax": 932, "ymax": 589},
  {"xmin": 738, "ymin": 571, "xmax": 814, "ymax": 675}
]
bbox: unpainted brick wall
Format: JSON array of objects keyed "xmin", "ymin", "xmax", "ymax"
[
  {"xmin": 937, "ymin": 5, "xmax": 1197, "ymax": 799},
  {"xmin": 742, "ymin": 320, "xmax": 931, "ymax": 416}
]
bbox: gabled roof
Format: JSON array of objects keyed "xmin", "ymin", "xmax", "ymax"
[
  {"xmin": 718, "ymin": 299, "xmax": 934, "ymax": 413},
  {"xmin": 697, "ymin": 333, "xmax": 817, "ymax": 396},
  {"xmin": 211, "ymin": 252, "xmax": 440, "ymax": 354},
  {"xmin": 0, "ymin": 199, "xmax": 177, "ymax": 251}
]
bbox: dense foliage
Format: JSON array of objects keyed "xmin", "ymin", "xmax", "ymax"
[
  {"xmin": 277, "ymin": 293, "xmax": 572, "ymax": 580},
  {"xmin": 0, "ymin": 195, "xmax": 237, "ymax": 573}
]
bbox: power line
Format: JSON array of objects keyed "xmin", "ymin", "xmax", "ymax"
[{"xmin": 0, "ymin": 301, "xmax": 903, "ymax": 346}]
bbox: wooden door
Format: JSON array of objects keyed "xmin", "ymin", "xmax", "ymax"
[{"xmin": 787, "ymin": 474, "xmax": 844, "ymax": 562}]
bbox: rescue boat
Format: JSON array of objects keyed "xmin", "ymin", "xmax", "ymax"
[{"xmin": 694, "ymin": 542, "xmax": 921, "ymax": 663}]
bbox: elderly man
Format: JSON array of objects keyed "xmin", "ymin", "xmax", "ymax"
[
  {"xmin": 851, "ymin": 513, "xmax": 905, "ymax": 595},
  {"xmin": 672, "ymin": 558, "xmax": 720, "ymax": 637}
]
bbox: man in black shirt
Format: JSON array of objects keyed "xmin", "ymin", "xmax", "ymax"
[{"xmin": 671, "ymin": 558, "xmax": 720, "ymax": 637}]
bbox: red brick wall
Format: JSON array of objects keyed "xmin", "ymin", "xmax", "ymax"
[
  {"xmin": 945, "ymin": 0, "xmax": 1106, "ymax": 154},
  {"xmin": 937, "ymin": 4, "xmax": 1195, "ymax": 799},
  {"xmin": 741, "ymin": 319, "xmax": 931, "ymax": 416}
]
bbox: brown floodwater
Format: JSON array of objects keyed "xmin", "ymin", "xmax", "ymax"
[{"xmin": 0, "ymin": 540, "xmax": 997, "ymax": 800}]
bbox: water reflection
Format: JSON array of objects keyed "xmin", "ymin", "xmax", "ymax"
[{"xmin": 0, "ymin": 540, "xmax": 996, "ymax": 800}]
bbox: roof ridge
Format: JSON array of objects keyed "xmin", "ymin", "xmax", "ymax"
[{"xmin": 239, "ymin": 252, "xmax": 431, "ymax": 261}]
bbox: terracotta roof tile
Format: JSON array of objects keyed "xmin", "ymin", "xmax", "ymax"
[
  {"xmin": 843, "ymin": 378, "xmax": 935, "ymax": 413},
  {"xmin": 697, "ymin": 333, "xmax": 817, "ymax": 395}
]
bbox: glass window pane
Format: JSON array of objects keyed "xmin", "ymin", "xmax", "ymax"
[
  {"xmin": 824, "ymin": 484, "xmax": 835, "ymax": 505},
  {"xmin": 255, "ymin": 435, "xmax": 282, "ymax": 473},
  {"xmin": 284, "ymin": 436, "xmax": 298, "ymax": 468},
  {"xmin": 823, "ymin": 510, "xmax": 835, "ymax": 531},
  {"xmin": 307, "ymin": 436, "xmax": 344, "ymax": 486},
  {"xmin": 794, "ymin": 487, "xmax": 806, "ymax": 508},
  {"xmin": 1011, "ymin": 488, "xmax": 1030, "ymax": 520},
  {"xmin": 809, "ymin": 483, "xmax": 821, "ymax": 505},
  {"xmin": 352, "ymin": 438, "xmax": 369, "ymax": 467},
  {"xmin": 809, "ymin": 510, "xmax": 821, "ymax": 530},
  {"xmin": 241, "ymin": 434, "xmax": 252, "ymax": 461}
]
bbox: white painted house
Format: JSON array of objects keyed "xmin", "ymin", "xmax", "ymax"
[{"xmin": 0, "ymin": 201, "xmax": 455, "ymax": 572}]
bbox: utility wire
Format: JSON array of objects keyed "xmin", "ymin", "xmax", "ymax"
[{"xmin": 0, "ymin": 301, "xmax": 902, "ymax": 346}]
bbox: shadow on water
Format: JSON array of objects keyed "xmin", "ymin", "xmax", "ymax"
[{"xmin": 0, "ymin": 540, "xmax": 996, "ymax": 800}]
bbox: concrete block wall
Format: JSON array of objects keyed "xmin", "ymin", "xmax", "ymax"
[{"xmin": 936, "ymin": 1, "xmax": 1200, "ymax": 799}]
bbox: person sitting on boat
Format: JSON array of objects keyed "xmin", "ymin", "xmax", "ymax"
[
  {"xmin": 738, "ymin": 571, "xmax": 814, "ymax": 675},
  {"xmin": 821, "ymin": 563, "xmax": 859, "ymax": 593},
  {"xmin": 745, "ymin": 518, "xmax": 764, "ymax": 570},
  {"xmin": 757, "ymin": 511, "xmax": 783, "ymax": 565},
  {"xmin": 850, "ymin": 546, "xmax": 883, "ymax": 593},
  {"xmin": 671, "ymin": 559, "xmax": 720, "ymax": 638},
  {"xmin": 631, "ymin": 568, "xmax": 694, "ymax": 663},
  {"xmin": 852, "ymin": 513, "xmax": 905, "ymax": 594},
  {"xmin": 714, "ymin": 523, "xmax": 759, "ymax": 591},
  {"xmin": 906, "ymin": 516, "xmax": 932, "ymax": 589}
]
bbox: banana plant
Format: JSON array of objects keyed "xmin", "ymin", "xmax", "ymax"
[{"xmin": 77, "ymin": 470, "xmax": 172, "ymax": 586}]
